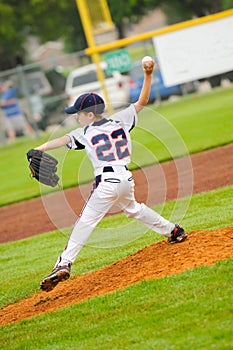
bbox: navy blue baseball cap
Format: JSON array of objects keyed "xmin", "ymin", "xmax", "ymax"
[{"xmin": 65, "ymin": 92, "xmax": 105, "ymax": 115}]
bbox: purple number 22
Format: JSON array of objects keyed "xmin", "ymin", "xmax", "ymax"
[{"xmin": 91, "ymin": 128, "xmax": 130, "ymax": 161}]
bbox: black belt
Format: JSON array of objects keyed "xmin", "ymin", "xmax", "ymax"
[
  {"xmin": 103, "ymin": 166, "xmax": 128, "ymax": 172},
  {"xmin": 94, "ymin": 166, "xmax": 129, "ymax": 189}
]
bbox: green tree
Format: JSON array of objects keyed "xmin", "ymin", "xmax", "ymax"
[
  {"xmin": 146, "ymin": 0, "xmax": 233, "ymax": 24},
  {"xmin": 0, "ymin": 0, "xmax": 86, "ymax": 70},
  {"xmin": 28, "ymin": 0, "xmax": 86, "ymax": 52},
  {"xmin": 0, "ymin": 1, "xmax": 29, "ymax": 69},
  {"xmin": 106, "ymin": 0, "xmax": 233, "ymax": 38},
  {"xmin": 0, "ymin": 0, "xmax": 232, "ymax": 70},
  {"xmin": 108, "ymin": 0, "xmax": 160, "ymax": 37}
]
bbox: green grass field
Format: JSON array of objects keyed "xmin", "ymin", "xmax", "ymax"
[
  {"xmin": 1, "ymin": 261, "xmax": 232, "ymax": 350},
  {"xmin": 0, "ymin": 86, "xmax": 233, "ymax": 349},
  {"xmin": 0, "ymin": 185, "xmax": 233, "ymax": 349},
  {"xmin": 0, "ymin": 86, "xmax": 233, "ymax": 206}
]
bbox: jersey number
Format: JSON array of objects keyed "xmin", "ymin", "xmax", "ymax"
[{"xmin": 92, "ymin": 128, "xmax": 130, "ymax": 161}]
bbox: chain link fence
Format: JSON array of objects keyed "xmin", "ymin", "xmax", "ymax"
[
  {"xmin": 0, "ymin": 50, "xmax": 93, "ymax": 144},
  {"xmin": 1, "ymin": 36, "xmax": 232, "ymax": 145},
  {"xmin": 0, "ymin": 41, "xmax": 154, "ymax": 144}
]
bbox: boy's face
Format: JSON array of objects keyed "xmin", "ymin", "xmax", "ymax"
[{"xmin": 76, "ymin": 111, "xmax": 95, "ymax": 127}]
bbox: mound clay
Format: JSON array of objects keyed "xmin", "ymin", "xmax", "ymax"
[
  {"xmin": 0, "ymin": 144, "xmax": 233, "ymax": 326},
  {"xmin": 0, "ymin": 227, "xmax": 233, "ymax": 326}
]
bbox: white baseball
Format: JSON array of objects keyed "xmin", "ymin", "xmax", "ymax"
[{"xmin": 142, "ymin": 56, "xmax": 154, "ymax": 67}]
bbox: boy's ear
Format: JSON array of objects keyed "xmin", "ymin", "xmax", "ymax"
[{"xmin": 88, "ymin": 112, "xmax": 95, "ymax": 119}]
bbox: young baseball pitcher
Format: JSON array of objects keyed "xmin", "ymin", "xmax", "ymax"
[{"xmin": 36, "ymin": 56, "xmax": 187, "ymax": 292}]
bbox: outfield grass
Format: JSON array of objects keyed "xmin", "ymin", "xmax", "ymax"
[
  {"xmin": 0, "ymin": 86, "xmax": 233, "ymax": 349},
  {"xmin": 0, "ymin": 185, "xmax": 233, "ymax": 349},
  {"xmin": 0, "ymin": 86, "xmax": 233, "ymax": 206}
]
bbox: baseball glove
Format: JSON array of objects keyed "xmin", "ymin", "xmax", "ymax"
[{"xmin": 26, "ymin": 149, "xmax": 59, "ymax": 187}]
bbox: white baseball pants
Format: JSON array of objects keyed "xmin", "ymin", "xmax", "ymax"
[{"xmin": 55, "ymin": 168, "xmax": 175, "ymax": 267}]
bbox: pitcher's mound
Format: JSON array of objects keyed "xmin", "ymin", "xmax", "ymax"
[{"xmin": 0, "ymin": 226, "xmax": 232, "ymax": 326}]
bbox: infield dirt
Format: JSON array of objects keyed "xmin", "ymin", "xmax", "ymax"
[{"xmin": 1, "ymin": 143, "xmax": 232, "ymax": 243}]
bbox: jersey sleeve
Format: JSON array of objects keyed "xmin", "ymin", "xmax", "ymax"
[
  {"xmin": 65, "ymin": 128, "xmax": 85, "ymax": 150},
  {"xmin": 111, "ymin": 104, "xmax": 138, "ymax": 132}
]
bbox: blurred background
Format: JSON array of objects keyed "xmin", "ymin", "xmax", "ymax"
[{"xmin": 0, "ymin": 0, "xmax": 233, "ymax": 144}]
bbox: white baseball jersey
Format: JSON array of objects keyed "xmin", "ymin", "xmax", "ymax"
[
  {"xmin": 66, "ymin": 104, "xmax": 138, "ymax": 176},
  {"xmin": 54, "ymin": 104, "xmax": 175, "ymax": 269}
]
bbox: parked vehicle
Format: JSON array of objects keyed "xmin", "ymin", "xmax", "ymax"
[
  {"xmin": 128, "ymin": 59, "xmax": 196, "ymax": 103},
  {"xmin": 65, "ymin": 62, "xmax": 130, "ymax": 110},
  {"xmin": 19, "ymin": 70, "xmax": 66, "ymax": 129},
  {"xmin": 24, "ymin": 71, "xmax": 53, "ymax": 97}
]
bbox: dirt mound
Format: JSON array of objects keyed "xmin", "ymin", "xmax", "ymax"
[{"xmin": 1, "ymin": 226, "xmax": 232, "ymax": 326}]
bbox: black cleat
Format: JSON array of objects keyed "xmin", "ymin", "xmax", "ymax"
[
  {"xmin": 168, "ymin": 224, "xmax": 187, "ymax": 244},
  {"xmin": 40, "ymin": 264, "xmax": 71, "ymax": 292}
]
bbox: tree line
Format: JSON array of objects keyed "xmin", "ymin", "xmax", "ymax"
[{"xmin": 0, "ymin": 0, "xmax": 232, "ymax": 70}]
